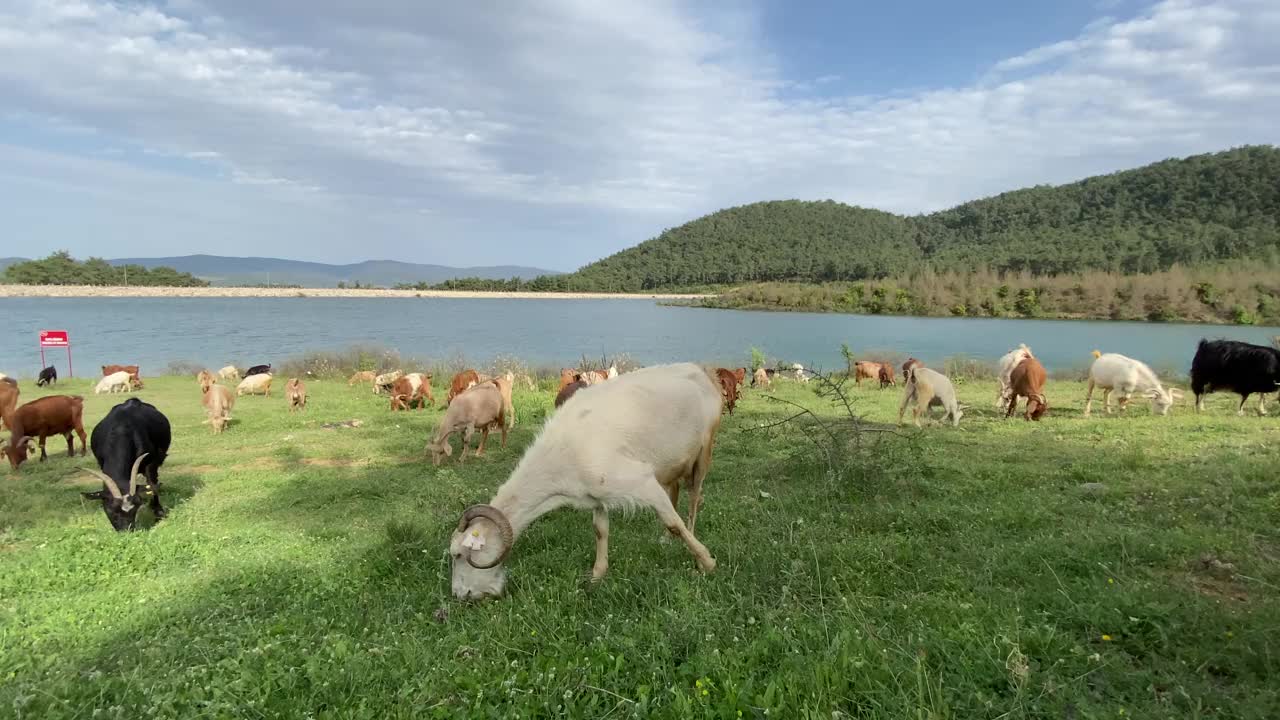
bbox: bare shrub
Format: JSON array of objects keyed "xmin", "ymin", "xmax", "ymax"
[
  {"xmin": 164, "ymin": 360, "xmax": 204, "ymax": 377},
  {"xmin": 941, "ymin": 355, "xmax": 995, "ymax": 380}
]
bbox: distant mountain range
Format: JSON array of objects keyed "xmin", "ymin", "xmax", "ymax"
[{"xmin": 51, "ymin": 255, "xmax": 561, "ymax": 287}]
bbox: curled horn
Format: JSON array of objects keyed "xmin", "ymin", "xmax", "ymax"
[
  {"xmin": 80, "ymin": 467, "xmax": 125, "ymax": 500},
  {"xmin": 128, "ymin": 453, "xmax": 150, "ymax": 496},
  {"xmin": 457, "ymin": 504, "xmax": 513, "ymax": 569}
]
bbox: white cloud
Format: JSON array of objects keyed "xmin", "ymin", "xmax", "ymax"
[{"xmin": 0, "ymin": 0, "xmax": 1277, "ymax": 267}]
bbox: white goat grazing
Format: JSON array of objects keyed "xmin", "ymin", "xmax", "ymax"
[
  {"xmin": 95, "ymin": 371, "xmax": 133, "ymax": 394},
  {"xmin": 373, "ymin": 370, "xmax": 403, "ymax": 395},
  {"xmin": 791, "ymin": 363, "xmax": 809, "ymax": 383},
  {"xmin": 202, "ymin": 383, "xmax": 235, "ymax": 433},
  {"xmin": 899, "ymin": 366, "xmax": 963, "ymax": 427},
  {"xmin": 995, "ymin": 344, "xmax": 1033, "ymax": 409},
  {"xmin": 1084, "ymin": 351, "xmax": 1183, "ymax": 417},
  {"xmin": 752, "ymin": 367, "xmax": 771, "ymax": 389},
  {"xmin": 236, "ymin": 373, "xmax": 273, "ymax": 396},
  {"xmin": 426, "ymin": 382, "xmax": 507, "ymax": 465},
  {"xmin": 448, "ymin": 363, "xmax": 723, "ymax": 600},
  {"xmin": 218, "ymin": 365, "xmax": 240, "ymax": 381}
]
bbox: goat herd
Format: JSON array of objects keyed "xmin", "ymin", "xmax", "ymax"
[{"xmin": 1, "ymin": 337, "xmax": 1276, "ymax": 599}]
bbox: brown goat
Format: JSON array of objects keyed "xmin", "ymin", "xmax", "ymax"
[
  {"xmin": 878, "ymin": 364, "xmax": 897, "ymax": 388},
  {"xmin": 2, "ymin": 395, "xmax": 87, "ymax": 471},
  {"xmin": 902, "ymin": 358, "xmax": 923, "ymax": 377},
  {"xmin": 853, "ymin": 361, "xmax": 883, "ymax": 385},
  {"xmin": 558, "ymin": 368, "xmax": 577, "ymax": 392},
  {"xmin": 715, "ymin": 368, "xmax": 741, "ymax": 415},
  {"xmin": 555, "ymin": 376, "xmax": 587, "ymax": 408},
  {"xmin": 286, "ymin": 378, "xmax": 308, "ymax": 412},
  {"xmin": 446, "ymin": 369, "xmax": 481, "ymax": 406},
  {"xmin": 348, "ymin": 370, "xmax": 376, "ymax": 387},
  {"xmin": 102, "ymin": 364, "xmax": 143, "ymax": 388},
  {"xmin": 1006, "ymin": 357, "xmax": 1049, "ymax": 421},
  {"xmin": 196, "ymin": 369, "xmax": 217, "ymax": 388},
  {"xmin": 407, "ymin": 373, "xmax": 435, "ymax": 406},
  {"xmin": 390, "ymin": 376, "xmax": 430, "ymax": 411},
  {"xmin": 0, "ymin": 379, "xmax": 19, "ymax": 431}
]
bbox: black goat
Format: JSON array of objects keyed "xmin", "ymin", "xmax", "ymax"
[
  {"xmin": 244, "ymin": 364, "xmax": 272, "ymax": 378},
  {"xmin": 1190, "ymin": 339, "xmax": 1280, "ymax": 415},
  {"xmin": 80, "ymin": 398, "xmax": 172, "ymax": 531},
  {"xmin": 36, "ymin": 366, "xmax": 57, "ymax": 387}
]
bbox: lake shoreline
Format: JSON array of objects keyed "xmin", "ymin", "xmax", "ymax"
[{"xmin": 0, "ymin": 284, "xmax": 712, "ymax": 300}]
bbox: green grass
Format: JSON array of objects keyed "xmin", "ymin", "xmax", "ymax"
[{"xmin": 1, "ymin": 373, "xmax": 1278, "ymax": 719}]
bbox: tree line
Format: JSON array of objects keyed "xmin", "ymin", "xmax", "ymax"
[
  {"xmin": 683, "ymin": 263, "xmax": 1280, "ymax": 325},
  {"xmin": 2, "ymin": 251, "xmax": 209, "ymax": 287}
]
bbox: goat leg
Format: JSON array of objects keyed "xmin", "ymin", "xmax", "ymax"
[
  {"xmin": 591, "ymin": 508, "xmax": 610, "ymax": 581},
  {"xmin": 149, "ymin": 487, "xmax": 167, "ymax": 520},
  {"xmin": 638, "ymin": 476, "xmax": 715, "ymax": 573}
]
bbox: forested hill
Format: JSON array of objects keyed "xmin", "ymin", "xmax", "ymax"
[{"xmin": 559, "ymin": 146, "xmax": 1280, "ymax": 291}]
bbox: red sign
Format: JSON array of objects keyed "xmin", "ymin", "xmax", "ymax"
[{"xmin": 39, "ymin": 330, "xmax": 70, "ymax": 347}]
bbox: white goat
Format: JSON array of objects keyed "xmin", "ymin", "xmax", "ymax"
[
  {"xmin": 373, "ymin": 370, "xmax": 403, "ymax": 395},
  {"xmin": 202, "ymin": 383, "xmax": 235, "ymax": 433},
  {"xmin": 1084, "ymin": 351, "xmax": 1182, "ymax": 417},
  {"xmin": 426, "ymin": 382, "xmax": 507, "ymax": 465},
  {"xmin": 899, "ymin": 366, "xmax": 963, "ymax": 427},
  {"xmin": 448, "ymin": 363, "xmax": 722, "ymax": 600},
  {"xmin": 752, "ymin": 367, "xmax": 771, "ymax": 389},
  {"xmin": 995, "ymin": 344, "xmax": 1033, "ymax": 409},
  {"xmin": 95, "ymin": 371, "xmax": 133, "ymax": 394},
  {"xmin": 218, "ymin": 365, "xmax": 240, "ymax": 381},
  {"xmin": 236, "ymin": 373, "xmax": 273, "ymax": 396},
  {"xmin": 791, "ymin": 363, "xmax": 809, "ymax": 383}
]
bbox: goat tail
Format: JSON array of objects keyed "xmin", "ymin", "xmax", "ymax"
[{"xmin": 1091, "ymin": 349, "xmax": 1102, "ymax": 359}]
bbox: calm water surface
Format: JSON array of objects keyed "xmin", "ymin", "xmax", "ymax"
[{"xmin": 1, "ymin": 297, "xmax": 1276, "ymax": 377}]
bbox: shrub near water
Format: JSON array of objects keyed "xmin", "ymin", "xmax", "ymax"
[{"xmin": 0, "ymin": 371, "xmax": 1277, "ymax": 718}]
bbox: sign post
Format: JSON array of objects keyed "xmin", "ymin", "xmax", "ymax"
[{"xmin": 39, "ymin": 330, "xmax": 72, "ymax": 377}]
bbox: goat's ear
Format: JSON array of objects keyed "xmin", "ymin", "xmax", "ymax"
[{"xmin": 81, "ymin": 490, "xmax": 105, "ymax": 500}]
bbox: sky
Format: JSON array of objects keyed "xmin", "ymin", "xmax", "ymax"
[{"xmin": 1, "ymin": 0, "xmax": 1277, "ymax": 271}]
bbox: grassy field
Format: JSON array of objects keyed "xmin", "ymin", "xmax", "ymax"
[{"xmin": 1, "ymin": 371, "xmax": 1278, "ymax": 719}]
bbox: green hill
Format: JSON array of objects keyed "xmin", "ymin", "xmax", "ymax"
[{"xmin": 559, "ymin": 146, "xmax": 1280, "ymax": 291}]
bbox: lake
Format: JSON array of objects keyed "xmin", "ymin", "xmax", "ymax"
[{"xmin": 1, "ymin": 297, "xmax": 1276, "ymax": 378}]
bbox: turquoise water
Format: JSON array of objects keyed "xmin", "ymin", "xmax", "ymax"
[{"xmin": 1, "ymin": 297, "xmax": 1276, "ymax": 378}]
